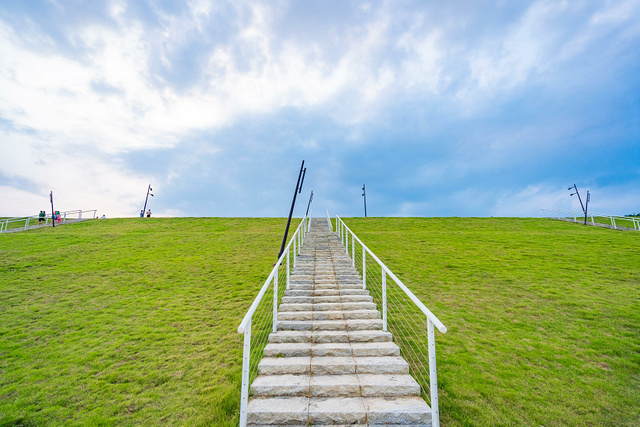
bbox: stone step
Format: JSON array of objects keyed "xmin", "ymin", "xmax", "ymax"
[
  {"xmin": 277, "ymin": 309, "xmax": 381, "ymax": 321},
  {"xmin": 268, "ymin": 330, "xmax": 393, "ymax": 344},
  {"xmin": 263, "ymin": 342, "xmax": 400, "ymax": 358},
  {"xmin": 278, "ymin": 319, "xmax": 383, "ymax": 331},
  {"xmin": 281, "ymin": 295, "xmax": 373, "ymax": 304},
  {"xmin": 258, "ymin": 356, "xmax": 409, "ymax": 375},
  {"xmin": 284, "ymin": 289, "xmax": 369, "ymax": 297},
  {"xmin": 247, "ymin": 396, "xmax": 431, "ymax": 425},
  {"xmin": 288, "ymin": 283, "xmax": 364, "ymax": 291},
  {"xmin": 279, "ymin": 302, "xmax": 377, "ymax": 312},
  {"xmin": 251, "ymin": 374, "xmax": 420, "ymax": 398}
]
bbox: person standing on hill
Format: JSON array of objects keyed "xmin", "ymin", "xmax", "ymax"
[
  {"xmin": 139, "ymin": 210, "xmax": 144, "ymax": 218},
  {"xmin": 146, "ymin": 209, "xmax": 151, "ymax": 218},
  {"xmin": 38, "ymin": 211, "xmax": 45, "ymax": 224}
]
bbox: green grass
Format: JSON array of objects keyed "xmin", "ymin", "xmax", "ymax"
[
  {"xmin": 0, "ymin": 218, "xmax": 288, "ymax": 427},
  {"xmin": 1, "ymin": 217, "xmax": 639, "ymax": 426},
  {"xmin": 344, "ymin": 217, "xmax": 640, "ymax": 427}
]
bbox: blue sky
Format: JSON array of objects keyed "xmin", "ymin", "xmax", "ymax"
[{"xmin": 0, "ymin": 0, "xmax": 638, "ymax": 217}]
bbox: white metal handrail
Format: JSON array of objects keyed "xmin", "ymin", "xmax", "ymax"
[
  {"xmin": 0, "ymin": 209, "xmax": 97, "ymax": 233},
  {"xmin": 237, "ymin": 214, "xmax": 310, "ymax": 427},
  {"xmin": 335, "ymin": 214, "xmax": 447, "ymax": 427},
  {"xmin": 326, "ymin": 209, "xmax": 332, "ymax": 230},
  {"xmin": 542, "ymin": 208, "xmax": 640, "ymax": 230}
]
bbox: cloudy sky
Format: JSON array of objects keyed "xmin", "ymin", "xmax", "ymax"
[{"xmin": 0, "ymin": 0, "xmax": 639, "ymax": 218}]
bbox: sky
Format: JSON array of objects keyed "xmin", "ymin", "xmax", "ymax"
[{"xmin": 0, "ymin": 0, "xmax": 639, "ymax": 218}]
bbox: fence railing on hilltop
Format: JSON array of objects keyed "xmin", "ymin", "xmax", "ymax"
[
  {"xmin": 236, "ymin": 210, "xmax": 312, "ymax": 427},
  {"xmin": 542, "ymin": 208, "xmax": 640, "ymax": 230},
  {"xmin": 333, "ymin": 214, "xmax": 447, "ymax": 427},
  {"xmin": 0, "ymin": 210, "xmax": 97, "ymax": 233}
]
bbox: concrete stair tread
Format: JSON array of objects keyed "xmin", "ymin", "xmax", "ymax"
[
  {"xmin": 264, "ymin": 342, "xmax": 400, "ymax": 357},
  {"xmin": 251, "ymin": 373, "xmax": 420, "ymax": 397},
  {"xmin": 277, "ymin": 310, "xmax": 381, "ymax": 321},
  {"xmin": 277, "ymin": 319, "xmax": 384, "ymax": 331},
  {"xmin": 269, "ymin": 330, "xmax": 393, "ymax": 343},
  {"xmin": 247, "ymin": 396, "xmax": 431, "ymax": 425},
  {"xmin": 258, "ymin": 356, "xmax": 409, "ymax": 375}
]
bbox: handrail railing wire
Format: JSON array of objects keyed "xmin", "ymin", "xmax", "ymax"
[
  {"xmin": 0, "ymin": 209, "xmax": 97, "ymax": 233},
  {"xmin": 335, "ymin": 214, "xmax": 446, "ymax": 427},
  {"xmin": 236, "ymin": 211, "xmax": 311, "ymax": 427},
  {"xmin": 542, "ymin": 208, "xmax": 640, "ymax": 230}
]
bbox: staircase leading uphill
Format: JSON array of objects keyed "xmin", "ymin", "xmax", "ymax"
[{"xmin": 246, "ymin": 218, "xmax": 432, "ymax": 426}]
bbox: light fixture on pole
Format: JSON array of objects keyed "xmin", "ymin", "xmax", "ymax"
[
  {"xmin": 143, "ymin": 184, "xmax": 154, "ymax": 216},
  {"xmin": 50, "ymin": 191, "xmax": 55, "ymax": 228},
  {"xmin": 278, "ymin": 161, "xmax": 305, "ymax": 259},
  {"xmin": 362, "ymin": 184, "xmax": 367, "ymax": 217},
  {"xmin": 569, "ymin": 184, "xmax": 590, "ymax": 225},
  {"xmin": 305, "ymin": 191, "xmax": 314, "ymax": 217}
]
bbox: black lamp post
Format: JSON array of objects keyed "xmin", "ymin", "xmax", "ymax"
[
  {"xmin": 50, "ymin": 191, "xmax": 55, "ymax": 227},
  {"xmin": 362, "ymin": 184, "xmax": 367, "ymax": 217},
  {"xmin": 305, "ymin": 191, "xmax": 314, "ymax": 217},
  {"xmin": 569, "ymin": 184, "xmax": 590, "ymax": 225},
  {"xmin": 278, "ymin": 161, "xmax": 306, "ymax": 259},
  {"xmin": 142, "ymin": 185, "xmax": 154, "ymax": 216}
]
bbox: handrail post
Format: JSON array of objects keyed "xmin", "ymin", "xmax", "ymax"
[
  {"xmin": 63, "ymin": 213, "xmax": 67, "ymax": 224},
  {"xmin": 239, "ymin": 318, "xmax": 251, "ymax": 427},
  {"xmin": 293, "ymin": 233, "xmax": 297, "ymax": 267},
  {"xmin": 24, "ymin": 217, "xmax": 29, "ymax": 230},
  {"xmin": 382, "ymin": 269, "xmax": 387, "ymax": 331},
  {"xmin": 362, "ymin": 244, "xmax": 366, "ymax": 290},
  {"xmin": 286, "ymin": 249, "xmax": 290, "ymax": 290},
  {"xmin": 273, "ymin": 271, "xmax": 278, "ymax": 332},
  {"xmin": 428, "ymin": 318, "xmax": 440, "ymax": 427}
]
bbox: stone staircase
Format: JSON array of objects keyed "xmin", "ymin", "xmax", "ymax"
[{"xmin": 246, "ymin": 218, "xmax": 432, "ymax": 426}]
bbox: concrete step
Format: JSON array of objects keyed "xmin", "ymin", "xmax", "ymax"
[
  {"xmin": 284, "ymin": 289, "xmax": 369, "ymax": 297},
  {"xmin": 281, "ymin": 295, "xmax": 373, "ymax": 304},
  {"xmin": 250, "ymin": 374, "xmax": 420, "ymax": 398},
  {"xmin": 277, "ymin": 319, "xmax": 383, "ymax": 331},
  {"xmin": 247, "ymin": 396, "xmax": 431, "ymax": 425},
  {"xmin": 263, "ymin": 342, "xmax": 400, "ymax": 358},
  {"xmin": 277, "ymin": 309, "xmax": 381, "ymax": 321},
  {"xmin": 268, "ymin": 330, "xmax": 393, "ymax": 344},
  {"xmin": 279, "ymin": 302, "xmax": 377, "ymax": 312},
  {"xmin": 258, "ymin": 356, "xmax": 409, "ymax": 375}
]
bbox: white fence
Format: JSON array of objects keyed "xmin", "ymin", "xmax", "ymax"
[
  {"xmin": 0, "ymin": 210, "xmax": 97, "ymax": 233},
  {"xmin": 542, "ymin": 208, "xmax": 640, "ymax": 230},
  {"xmin": 236, "ymin": 211, "xmax": 311, "ymax": 427},
  {"xmin": 333, "ymin": 214, "xmax": 447, "ymax": 427}
]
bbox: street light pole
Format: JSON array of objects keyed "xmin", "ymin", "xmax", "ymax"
[
  {"xmin": 362, "ymin": 184, "xmax": 367, "ymax": 217},
  {"xmin": 142, "ymin": 184, "xmax": 153, "ymax": 216},
  {"xmin": 305, "ymin": 191, "xmax": 314, "ymax": 217},
  {"xmin": 278, "ymin": 161, "xmax": 305, "ymax": 259},
  {"xmin": 569, "ymin": 184, "xmax": 590, "ymax": 225},
  {"xmin": 50, "ymin": 191, "xmax": 55, "ymax": 228}
]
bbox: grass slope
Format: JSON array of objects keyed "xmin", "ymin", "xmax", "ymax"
[
  {"xmin": 0, "ymin": 218, "xmax": 287, "ymax": 427},
  {"xmin": 344, "ymin": 217, "xmax": 640, "ymax": 427},
  {"xmin": 1, "ymin": 217, "xmax": 639, "ymax": 426}
]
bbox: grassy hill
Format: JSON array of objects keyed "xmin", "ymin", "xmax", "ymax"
[{"xmin": 1, "ymin": 217, "xmax": 639, "ymax": 426}]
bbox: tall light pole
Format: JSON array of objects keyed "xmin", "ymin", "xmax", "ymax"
[
  {"xmin": 305, "ymin": 191, "xmax": 314, "ymax": 217},
  {"xmin": 278, "ymin": 161, "xmax": 305, "ymax": 259},
  {"xmin": 50, "ymin": 191, "xmax": 55, "ymax": 227},
  {"xmin": 142, "ymin": 184, "xmax": 153, "ymax": 216},
  {"xmin": 362, "ymin": 184, "xmax": 367, "ymax": 217},
  {"xmin": 569, "ymin": 184, "xmax": 590, "ymax": 225}
]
